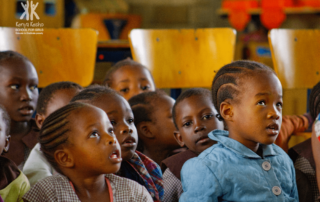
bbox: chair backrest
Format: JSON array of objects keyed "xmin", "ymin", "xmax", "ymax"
[
  {"xmin": 0, "ymin": 0, "xmax": 64, "ymax": 28},
  {"xmin": 0, "ymin": 27, "xmax": 98, "ymax": 87},
  {"xmin": 269, "ymin": 29, "xmax": 320, "ymax": 89},
  {"xmin": 128, "ymin": 28, "xmax": 236, "ymax": 89},
  {"xmin": 72, "ymin": 13, "xmax": 141, "ymax": 41}
]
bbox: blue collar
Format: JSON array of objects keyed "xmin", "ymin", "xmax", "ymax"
[{"xmin": 208, "ymin": 130, "xmax": 279, "ymax": 159}]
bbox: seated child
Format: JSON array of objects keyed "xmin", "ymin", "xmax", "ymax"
[
  {"xmin": 103, "ymin": 58, "xmax": 156, "ymax": 100},
  {"xmin": 23, "ymin": 81, "xmax": 82, "ymax": 186},
  {"xmin": 0, "ymin": 105, "xmax": 30, "ymax": 202},
  {"xmin": 288, "ymin": 81, "xmax": 320, "ymax": 202},
  {"xmin": 71, "ymin": 86, "xmax": 163, "ymax": 201},
  {"xmin": 0, "ymin": 51, "xmax": 39, "ymax": 169},
  {"xmin": 161, "ymin": 88, "xmax": 224, "ymax": 202},
  {"xmin": 23, "ymin": 102, "xmax": 153, "ymax": 201},
  {"xmin": 128, "ymin": 91, "xmax": 181, "ymax": 166},
  {"xmin": 180, "ymin": 61, "xmax": 298, "ymax": 201}
]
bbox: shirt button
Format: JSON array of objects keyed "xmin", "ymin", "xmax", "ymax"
[
  {"xmin": 262, "ymin": 161, "xmax": 271, "ymax": 171},
  {"xmin": 272, "ymin": 186, "xmax": 281, "ymax": 196}
]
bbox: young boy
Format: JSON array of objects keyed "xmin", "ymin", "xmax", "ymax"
[
  {"xmin": 161, "ymin": 88, "xmax": 224, "ymax": 202},
  {"xmin": 0, "ymin": 51, "xmax": 39, "ymax": 169}
]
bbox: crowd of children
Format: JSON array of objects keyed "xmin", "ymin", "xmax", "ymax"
[{"xmin": 0, "ymin": 50, "xmax": 319, "ymax": 202}]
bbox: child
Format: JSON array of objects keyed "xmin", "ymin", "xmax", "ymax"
[
  {"xmin": 161, "ymin": 88, "xmax": 224, "ymax": 202},
  {"xmin": 103, "ymin": 58, "xmax": 156, "ymax": 100},
  {"xmin": 23, "ymin": 81, "xmax": 82, "ymax": 186},
  {"xmin": 0, "ymin": 105, "xmax": 30, "ymax": 202},
  {"xmin": 23, "ymin": 102, "xmax": 153, "ymax": 201},
  {"xmin": 128, "ymin": 91, "xmax": 181, "ymax": 166},
  {"xmin": 71, "ymin": 86, "xmax": 163, "ymax": 201},
  {"xmin": 0, "ymin": 51, "xmax": 39, "ymax": 169},
  {"xmin": 180, "ymin": 61, "xmax": 298, "ymax": 201}
]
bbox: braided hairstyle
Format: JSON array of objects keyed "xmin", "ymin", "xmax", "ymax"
[
  {"xmin": 36, "ymin": 81, "xmax": 83, "ymax": 115},
  {"xmin": 211, "ymin": 60, "xmax": 274, "ymax": 121},
  {"xmin": 128, "ymin": 90, "xmax": 167, "ymax": 152},
  {"xmin": 70, "ymin": 85, "xmax": 119, "ymax": 103},
  {"xmin": 172, "ymin": 88, "xmax": 211, "ymax": 129},
  {"xmin": 0, "ymin": 104, "xmax": 10, "ymax": 137},
  {"xmin": 102, "ymin": 58, "xmax": 154, "ymax": 87},
  {"xmin": 309, "ymin": 81, "xmax": 320, "ymax": 120},
  {"xmin": 39, "ymin": 102, "xmax": 86, "ymax": 173}
]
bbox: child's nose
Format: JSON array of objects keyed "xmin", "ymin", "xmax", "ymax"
[
  {"xmin": 194, "ymin": 121, "xmax": 206, "ymax": 133},
  {"xmin": 267, "ymin": 107, "xmax": 281, "ymax": 120},
  {"xmin": 120, "ymin": 125, "xmax": 133, "ymax": 135},
  {"xmin": 107, "ymin": 136, "xmax": 117, "ymax": 145},
  {"xmin": 20, "ymin": 87, "xmax": 33, "ymax": 101}
]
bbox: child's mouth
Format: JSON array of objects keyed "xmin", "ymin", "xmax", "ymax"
[
  {"xmin": 122, "ymin": 137, "xmax": 136, "ymax": 148},
  {"xmin": 109, "ymin": 150, "xmax": 122, "ymax": 163},
  {"xmin": 266, "ymin": 123, "xmax": 279, "ymax": 135},
  {"xmin": 196, "ymin": 135, "xmax": 210, "ymax": 144},
  {"xmin": 19, "ymin": 106, "xmax": 34, "ymax": 115}
]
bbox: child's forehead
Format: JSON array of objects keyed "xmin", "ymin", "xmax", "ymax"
[{"xmin": 0, "ymin": 58, "xmax": 37, "ymax": 78}]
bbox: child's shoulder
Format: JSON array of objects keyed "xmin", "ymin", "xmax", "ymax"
[{"xmin": 106, "ymin": 174, "xmax": 153, "ymax": 201}]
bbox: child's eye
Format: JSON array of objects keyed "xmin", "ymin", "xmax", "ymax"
[
  {"xmin": 10, "ymin": 84, "xmax": 20, "ymax": 90},
  {"xmin": 202, "ymin": 114, "xmax": 213, "ymax": 120},
  {"xmin": 276, "ymin": 102, "xmax": 283, "ymax": 108},
  {"xmin": 108, "ymin": 128, "xmax": 114, "ymax": 135},
  {"xmin": 29, "ymin": 85, "xmax": 38, "ymax": 91},
  {"xmin": 110, "ymin": 120, "xmax": 116, "ymax": 126},
  {"xmin": 183, "ymin": 121, "xmax": 191, "ymax": 127},
  {"xmin": 120, "ymin": 88, "xmax": 129, "ymax": 93},
  {"xmin": 141, "ymin": 85, "xmax": 150, "ymax": 91},
  {"xmin": 89, "ymin": 131, "xmax": 100, "ymax": 138},
  {"xmin": 257, "ymin": 100, "xmax": 266, "ymax": 106},
  {"xmin": 127, "ymin": 118, "xmax": 134, "ymax": 124}
]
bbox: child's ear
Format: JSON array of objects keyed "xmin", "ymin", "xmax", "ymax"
[
  {"xmin": 173, "ymin": 131, "xmax": 185, "ymax": 147},
  {"xmin": 138, "ymin": 122, "xmax": 155, "ymax": 139},
  {"xmin": 3, "ymin": 135, "xmax": 11, "ymax": 153},
  {"xmin": 54, "ymin": 149, "xmax": 74, "ymax": 168},
  {"xmin": 220, "ymin": 100, "xmax": 234, "ymax": 121},
  {"xmin": 35, "ymin": 113, "xmax": 45, "ymax": 129}
]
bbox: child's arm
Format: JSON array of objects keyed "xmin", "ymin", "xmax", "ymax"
[
  {"xmin": 275, "ymin": 114, "xmax": 309, "ymax": 152},
  {"xmin": 179, "ymin": 158, "xmax": 222, "ymax": 202}
]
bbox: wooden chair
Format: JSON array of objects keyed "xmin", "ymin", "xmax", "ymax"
[
  {"xmin": 269, "ymin": 29, "xmax": 320, "ymax": 147},
  {"xmin": 0, "ymin": 27, "xmax": 98, "ymax": 87},
  {"xmin": 128, "ymin": 28, "xmax": 236, "ymax": 89}
]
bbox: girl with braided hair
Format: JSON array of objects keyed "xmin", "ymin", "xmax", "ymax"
[
  {"xmin": 23, "ymin": 102, "xmax": 152, "ymax": 201},
  {"xmin": 180, "ymin": 60, "xmax": 298, "ymax": 201}
]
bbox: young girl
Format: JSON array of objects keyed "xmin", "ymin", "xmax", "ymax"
[
  {"xmin": 0, "ymin": 105, "xmax": 30, "ymax": 202},
  {"xmin": 71, "ymin": 86, "xmax": 163, "ymax": 201},
  {"xmin": 162, "ymin": 88, "xmax": 224, "ymax": 202},
  {"xmin": 128, "ymin": 90, "xmax": 181, "ymax": 166},
  {"xmin": 0, "ymin": 51, "xmax": 39, "ymax": 169},
  {"xmin": 23, "ymin": 81, "xmax": 82, "ymax": 186},
  {"xmin": 23, "ymin": 102, "xmax": 153, "ymax": 201},
  {"xmin": 103, "ymin": 58, "xmax": 156, "ymax": 100},
  {"xmin": 180, "ymin": 61, "xmax": 298, "ymax": 201}
]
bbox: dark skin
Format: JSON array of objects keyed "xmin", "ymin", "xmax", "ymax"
[
  {"xmin": 174, "ymin": 95, "xmax": 224, "ymax": 154},
  {"xmin": 220, "ymin": 71, "xmax": 283, "ymax": 156},
  {"xmin": 137, "ymin": 94, "xmax": 181, "ymax": 165},
  {"xmin": 56, "ymin": 106, "xmax": 121, "ymax": 201},
  {"xmin": 0, "ymin": 58, "xmax": 38, "ymax": 165}
]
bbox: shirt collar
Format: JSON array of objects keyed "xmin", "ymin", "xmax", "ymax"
[{"xmin": 208, "ymin": 129, "xmax": 279, "ymax": 158}]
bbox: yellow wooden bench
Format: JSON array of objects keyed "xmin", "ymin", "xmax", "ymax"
[
  {"xmin": 0, "ymin": 27, "xmax": 98, "ymax": 87},
  {"xmin": 129, "ymin": 28, "xmax": 236, "ymax": 89}
]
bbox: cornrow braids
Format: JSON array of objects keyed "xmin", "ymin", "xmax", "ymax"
[
  {"xmin": 211, "ymin": 60, "xmax": 274, "ymax": 120},
  {"xmin": 309, "ymin": 81, "xmax": 320, "ymax": 120},
  {"xmin": 39, "ymin": 102, "xmax": 87, "ymax": 173},
  {"xmin": 0, "ymin": 104, "xmax": 10, "ymax": 136},
  {"xmin": 70, "ymin": 85, "xmax": 119, "ymax": 103},
  {"xmin": 172, "ymin": 88, "xmax": 211, "ymax": 129},
  {"xmin": 102, "ymin": 58, "xmax": 154, "ymax": 87},
  {"xmin": 36, "ymin": 81, "xmax": 83, "ymax": 115},
  {"xmin": 128, "ymin": 90, "xmax": 167, "ymax": 152},
  {"xmin": 0, "ymin": 51, "xmax": 29, "ymax": 64}
]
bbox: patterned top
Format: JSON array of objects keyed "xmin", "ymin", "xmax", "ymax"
[
  {"xmin": 23, "ymin": 174, "xmax": 153, "ymax": 202},
  {"xmin": 163, "ymin": 168, "xmax": 183, "ymax": 202}
]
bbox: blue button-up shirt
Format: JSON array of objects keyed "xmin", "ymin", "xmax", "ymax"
[{"xmin": 180, "ymin": 130, "xmax": 298, "ymax": 202}]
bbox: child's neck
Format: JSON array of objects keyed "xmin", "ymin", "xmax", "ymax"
[
  {"xmin": 143, "ymin": 145, "xmax": 174, "ymax": 166},
  {"xmin": 68, "ymin": 173, "xmax": 110, "ymax": 202},
  {"xmin": 10, "ymin": 121, "xmax": 31, "ymax": 138},
  {"xmin": 228, "ymin": 131, "xmax": 262, "ymax": 157}
]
